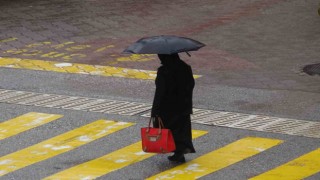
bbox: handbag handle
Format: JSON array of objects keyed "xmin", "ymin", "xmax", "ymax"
[{"xmin": 147, "ymin": 117, "xmax": 165, "ymax": 134}]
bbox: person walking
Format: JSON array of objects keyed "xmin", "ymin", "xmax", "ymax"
[{"xmin": 151, "ymin": 53, "xmax": 195, "ymax": 163}]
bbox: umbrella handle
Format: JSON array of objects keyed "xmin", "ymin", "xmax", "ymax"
[{"xmin": 186, "ymin": 52, "xmax": 191, "ymax": 57}]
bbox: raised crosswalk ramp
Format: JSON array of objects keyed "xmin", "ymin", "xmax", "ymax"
[{"xmin": 0, "ymin": 112, "xmax": 319, "ymax": 179}]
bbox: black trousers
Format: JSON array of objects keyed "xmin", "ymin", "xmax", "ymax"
[{"xmin": 154, "ymin": 114, "xmax": 195, "ymax": 153}]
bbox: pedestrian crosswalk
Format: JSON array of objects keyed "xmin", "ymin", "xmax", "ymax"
[
  {"xmin": 249, "ymin": 148, "xmax": 320, "ymax": 180},
  {"xmin": 0, "ymin": 119, "xmax": 134, "ymax": 177},
  {"xmin": 0, "ymin": 112, "xmax": 62, "ymax": 140},
  {"xmin": 44, "ymin": 130, "xmax": 207, "ymax": 180},
  {"xmin": 147, "ymin": 137, "xmax": 283, "ymax": 180},
  {"xmin": 0, "ymin": 112, "xmax": 319, "ymax": 179}
]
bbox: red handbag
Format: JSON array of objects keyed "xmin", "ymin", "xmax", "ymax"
[{"xmin": 141, "ymin": 117, "xmax": 176, "ymax": 153}]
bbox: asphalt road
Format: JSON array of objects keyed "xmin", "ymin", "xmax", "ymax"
[{"xmin": 0, "ymin": 0, "xmax": 319, "ymax": 179}]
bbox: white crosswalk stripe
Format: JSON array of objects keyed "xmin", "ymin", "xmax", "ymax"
[{"xmin": 1, "ymin": 88, "xmax": 319, "ymax": 139}]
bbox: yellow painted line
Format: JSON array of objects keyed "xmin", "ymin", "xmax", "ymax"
[
  {"xmin": 249, "ymin": 148, "xmax": 320, "ymax": 180},
  {"xmin": 0, "ymin": 112, "xmax": 63, "ymax": 140},
  {"xmin": 43, "ymin": 130, "xmax": 207, "ymax": 180},
  {"xmin": 0, "ymin": 37, "xmax": 17, "ymax": 43},
  {"xmin": 0, "ymin": 120, "xmax": 134, "ymax": 177},
  {"xmin": 116, "ymin": 54, "xmax": 155, "ymax": 62},
  {"xmin": 0, "ymin": 58, "xmax": 201, "ymax": 80},
  {"xmin": 147, "ymin": 137, "xmax": 283, "ymax": 180}
]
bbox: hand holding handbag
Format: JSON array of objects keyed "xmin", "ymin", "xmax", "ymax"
[{"xmin": 141, "ymin": 117, "xmax": 176, "ymax": 153}]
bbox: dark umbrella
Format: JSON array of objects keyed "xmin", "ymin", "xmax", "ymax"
[{"xmin": 123, "ymin": 35, "xmax": 205, "ymax": 55}]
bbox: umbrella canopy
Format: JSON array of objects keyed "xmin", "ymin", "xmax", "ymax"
[{"xmin": 123, "ymin": 35, "xmax": 205, "ymax": 54}]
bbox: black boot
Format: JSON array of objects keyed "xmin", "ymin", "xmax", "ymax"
[{"xmin": 168, "ymin": 152, "xmax": 185, "ymax": 163}]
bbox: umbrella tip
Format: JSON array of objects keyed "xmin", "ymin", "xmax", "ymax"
[{"xmin": 186, "ymin": 52, "xmax": 191, "ymax": 57}]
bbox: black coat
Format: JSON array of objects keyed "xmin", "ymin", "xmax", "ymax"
[
  {"xmin": 151, "ymin": 59, "xmax": 195, "ymax": 117},
  {"xmin": 151, "ymin": 58, "xmax": 196, "ymax": 153}
]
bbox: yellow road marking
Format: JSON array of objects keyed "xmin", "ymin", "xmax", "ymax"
[
  {"xmin": 94, "ymin": 45, "xmax": 115, "ymax": 53},
  {"xmin": 43, "ymin": 130, "xmax": 207, "ymax": 180},
  {"xmin": 116, "ymin": 54, "xmax": 154, "ymax": 62},
  {"xmin": 0, "ymin": 112, "xmax": 62, "ymax": 140},
  {"xmin": 147, "ymin": 137, "xmax": 283, "ymax": 180},
  {"xmin": 0, "ymin": 37, "xmax": 17, "ymax": 43},
  {"xmin": 249, "ymin": 148, "xmax": 320, "ymax": 180},
  {"xmin": 0, "ymin": 120, "xmax": 134, "ymax": 177},
  {"xmin": 0, "ymin": 58, "xmax": 201, "ymax": 80}
]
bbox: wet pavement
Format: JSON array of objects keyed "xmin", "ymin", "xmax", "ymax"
[
  {"xmin": 0, "ymin": 0, "xmax": 320, "ymax": 179},
  {"xmin": 1, "ymin": 0, "xmax": 319, "ymax": 120},
  {"xmin": 1, "ymin": 1, "xmax": 319, "ymax": 81}
]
